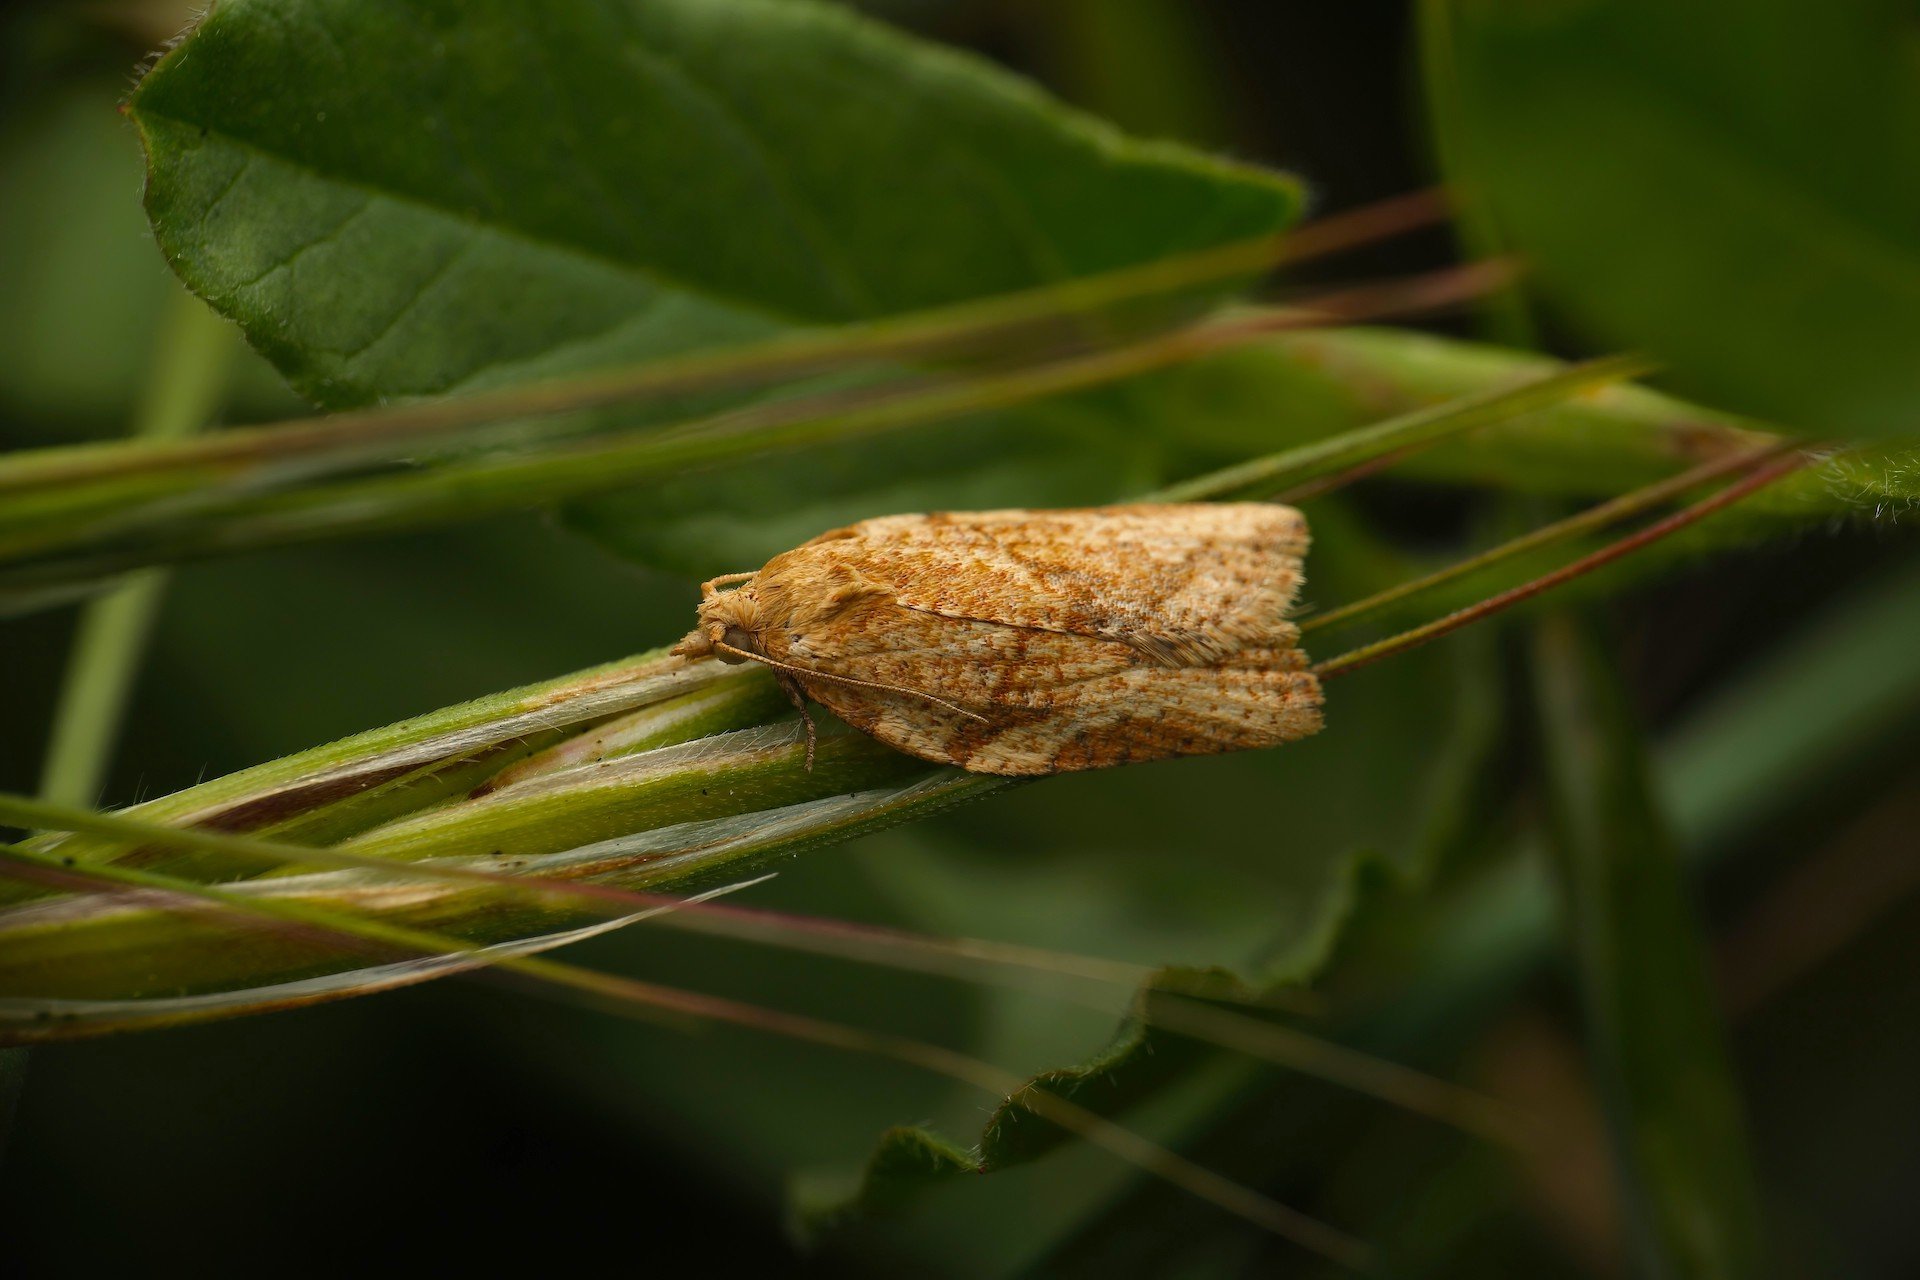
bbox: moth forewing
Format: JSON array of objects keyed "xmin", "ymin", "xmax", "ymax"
[{"xmin": 678, "ymin": 503, "xmax": 1325, "ymax": 775}]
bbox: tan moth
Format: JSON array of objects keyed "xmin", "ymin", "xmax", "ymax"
[{"xmin": 670, "ymin": 503, "xmax": 1325, "ymax": 775}]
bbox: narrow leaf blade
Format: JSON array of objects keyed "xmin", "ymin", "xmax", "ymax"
[{"xmin": 1531, "ymin": 614, "xmax": 1765, "ymax": 1278}]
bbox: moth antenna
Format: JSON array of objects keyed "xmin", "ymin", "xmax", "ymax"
[
  {"xmin": 713, "ymin": 642, "xmax": 990, "ymax": 725},
  {"xmin": 700, "ymin": 572, "xmax": 757, "ymax": 600}
]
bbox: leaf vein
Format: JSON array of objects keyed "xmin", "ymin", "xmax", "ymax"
[{"xmin": 222, "ymin": 193, "xmax": 375, "ymax": 294}]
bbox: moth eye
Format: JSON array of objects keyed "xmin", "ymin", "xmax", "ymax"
[{"xmin": 720, "ymin": 626, "xmax": 758, "ymax": 660}]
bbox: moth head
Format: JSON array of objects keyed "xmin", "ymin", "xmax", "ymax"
[{"xmin": 674, "ymin": 584, "xmax": 765, "ymax": 664}]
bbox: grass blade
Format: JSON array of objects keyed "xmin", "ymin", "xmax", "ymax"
[
  {"xmin": 37, "ymin": 294, "xmax": 233, "ymax": 805},
  {"xmin": 1313, "ymin": 449, "xmax": 1813, "ymax": 678},
  {"xmin": 1301, "ymin": 439, "xmax": 1794, "ymax": 636},
  {"xmin": 0, "ymin": 842, "xmax": 1367, "ymax": 1267},
  {"xmin": 1530, "ymin": 615, "xmax": 1765, "ymax": 1278},
  {"xmin": 0, "ymin": 192, "xmax": 1449, "ymax": 498},
  {"xmin": 0, "ymin": 791, "xmax": 1510, "ymax": 1141},
  {"xmin": 1151, "ymin": 350, "xmax": 1657, "ymax": 501},
  {"xmin": 0, "ymin": 265, "xmax": 1509, "ymax": 604}
]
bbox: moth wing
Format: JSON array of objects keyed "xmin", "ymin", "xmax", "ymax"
[
  {"xmin": 950, "ymin": 649, "xmax": 1325, "ymax": 775},
  {"xmin": 777, "ymin": 503, "xmax": 1309, "ymax": 667},
  {"xmin": 765, "ymin": 604, "xmax": 1322, "ymax": 775}
]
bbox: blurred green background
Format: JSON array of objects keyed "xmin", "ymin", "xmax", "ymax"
[{"xmin": 3, "ymin": 1, "xmax": 1919, "ymax": 1276}]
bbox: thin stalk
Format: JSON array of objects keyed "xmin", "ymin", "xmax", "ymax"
[
  {"xmin": 0, "ymin": 843, "xmax": 1366, "ymax": 1267},
  {"xmin": 1301, "ymin": 439, "xmax": 1796, "ymax": 636},
  {"xmin": 0, "ymin": 792, "xmax": 1511, "ymax": 1141},
  {"xmin": 1271, "ymin": 187, "xmax": 1449, "ymax": 264},
  {"xmin": 38, "ymin": 294, "xmax": 232, "ymax": 806},
  {"xmin": 1312, "ymin": 450, "xmax": 1814, "ymax": 679},
  {"xmin": 1152, "ymin": 350, "xmax": 1658, "ymax": 502},
  {"xmin": 0, "ymin": 191, "xmax": 1449, "ymax": 498},
  {"xmin": 1270, "ymin": 446, "xmax": 1414, "ymax": 503},
  {"xmin": 0, "ymin": 263, "xmax": 1519, "ymax": 595}
]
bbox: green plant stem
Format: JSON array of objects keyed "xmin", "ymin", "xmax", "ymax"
[
  {"xmin": 1152, "ymin": 351, "xmax": 1657, "ymax": 502},
  {"xmin": 38, "ymin": 292, "xmax": 232, "ymax": 807},
  {"xmin": 1301, "ymin": 438, "xmax": 1793, "ymax": 637}
]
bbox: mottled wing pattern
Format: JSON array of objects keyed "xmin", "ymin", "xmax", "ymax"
[
  {"xmin": 758, "ymin": 504, "xmax": 1308, "ymax": 666},
  {"xmin": 759, "ymin": 597, "xmax": 1324, "ymax": 775}
]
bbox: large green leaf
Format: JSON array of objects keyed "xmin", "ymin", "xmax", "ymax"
[
  {"xmin": 986, "ymin": 563, "xmax": 1920, "ymax": 1275},
  {"xmin": 789, "ymin": 627, "xmax": 1507, "ymax": 1251},
  {"xmin": 129, "ymin": 0, "xmax": 1299, "ymax": 411},
  {"xmin": 790, "ymin": 910, "xmax": 1392, "ymax": 1246},
  {"xmin": 1428, "ymin": 0, "xmax": 1920, "ymax": 439},
  {"xmin": 993, "ymin": 562, "xmax": 1920, "ymax": 1275}
]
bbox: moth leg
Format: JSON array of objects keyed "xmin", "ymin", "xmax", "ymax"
[
  {"xmin": 700, "ymin": 571, "xmax": 757, "ymax": 600},
  {"xmin": 775, "ymin": 671, "xmax": 818, "ymax": 770}
]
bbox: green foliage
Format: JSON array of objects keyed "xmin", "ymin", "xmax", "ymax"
[
  {"xmin": 1431, "ymin": 0, "xmax": 1920, "ymax": 439},
  {"xmin": 801, "ymin": 948, "xmax": 1383, "ymax": 1239},
  {"xmin": 1532, "ymin": 617, "xmax": 1764, "ymax": 1278},
  {"xmin": 793, "ymin": 624, "xmax": 1511, "ymax": 1241},
  {"xmin": 129, "ymin": 0, "xmax": 1299, "ymax": 408}
]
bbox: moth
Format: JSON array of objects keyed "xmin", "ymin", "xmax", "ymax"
[{"xmin": 670, "ymin": 503, "xmax": 1324, "ymax": 775}]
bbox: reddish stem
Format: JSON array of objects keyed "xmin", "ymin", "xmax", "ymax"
[{"xmin": 1313, "ymin": 449, "xmax": 1814, "ymax": 680}]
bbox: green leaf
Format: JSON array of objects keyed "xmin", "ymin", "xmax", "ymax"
[
  {"xmin": 971, "ymin": 564, "xmax": 1920, "ymax": 1271},
  {"xmin": 1427, "ymin": 0, "xmax": 1920, "ymax": 438},
  {"xmin": 793, "ymin": 952, "xmax": 1384, "ymax": 1243},
  {"xmin": 798, "ymin": 629, "xmax": 1508, "ymax": 1242},
  {"xmin": 563, "ymin": 388, "xmax": 1166, "ymax": 576},
  {"xmin": 128, "ymin": 0, "xmax": 1300, "ymax": 411},
  {"xmin": 1664, "ymin": 560, "xmax": 1920, "ymax": 850},
  {"xmin": 1530, "ymin": 614, "xmax": 1764, "ymax": 1279},
  {"xmin": 91, "ymin": 0, "xmax": 1303, "ymax": 604}
]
